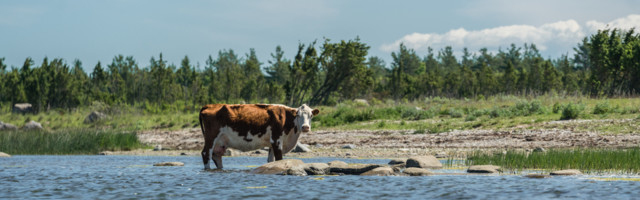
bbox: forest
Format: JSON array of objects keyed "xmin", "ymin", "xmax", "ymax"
[{"xmin": 0, "ymin": 28, "xmax": 639, "ymax": 113}]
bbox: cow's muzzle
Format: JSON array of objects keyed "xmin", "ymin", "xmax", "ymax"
[{"xmin": 302, "ymin": 125, "xmax": 310, "ymax": 132}]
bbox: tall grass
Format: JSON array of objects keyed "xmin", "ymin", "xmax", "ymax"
[
  {"xmin": 467, "ymin": 148, "xmax": 640, "ymax": 174},
  {"xmin": 0, "ymin": 129, "xmax": 145, "ymax": 155}
]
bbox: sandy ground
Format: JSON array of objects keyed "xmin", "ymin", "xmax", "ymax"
[{"xmin": 128, "ymin": 119, "xmax": 640, "ymax": 158}]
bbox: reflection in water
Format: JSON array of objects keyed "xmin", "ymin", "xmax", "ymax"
[{"xmin": 0, "ymin": 155, "xmax": 639, "ymax": 199}]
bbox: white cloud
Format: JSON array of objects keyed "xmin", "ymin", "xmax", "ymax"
[
  {"xmin": 586, "ymin": 14, "xmax": 640, "ymax": 32},
  {"xmin": 381, "ymin": 14, "xmax": 640, "ymax": 56}
]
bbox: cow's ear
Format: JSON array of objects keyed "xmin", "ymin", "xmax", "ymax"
[{"xmin": 312, "ymin": 109, "xmax": 319, "ymax": 116}]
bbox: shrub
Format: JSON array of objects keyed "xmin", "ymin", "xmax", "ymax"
[
  {"xmin": 552, "ymin": 103, "xmax": 564, "ymax": 114},
  {"xmin": 465, "ymin": 114, "xmax": 477, "ymax": 121},
  {"xmin": 560, "ymin": 103, "xmax": 585, "ymax": 120},
  {"xmin": 593, "ymin": 101, "xmax": 613, "ymax": 115},
  {"xmin": 448, "ymin": 108, "xmax": 463, "ymax": 118}
]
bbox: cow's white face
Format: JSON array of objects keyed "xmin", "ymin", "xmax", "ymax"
[{"xmin": 295, "ymin": 104, "xmax": 319, "ymax": 133}]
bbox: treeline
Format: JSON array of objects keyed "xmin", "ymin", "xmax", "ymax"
[{"xmin": 0, "ymin": 29, "xmax": 639, "ymax": 113}]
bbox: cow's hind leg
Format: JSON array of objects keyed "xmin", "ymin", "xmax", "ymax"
[
  {"xmin": 212, "ymin": 155, "xmax": 223, "ymax": 169},
  {"xmin": 202, "ymin": 137, "xmax": 213, "ymax": 170}
]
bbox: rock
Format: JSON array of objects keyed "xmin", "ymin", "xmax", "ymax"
[
  {"xmin": 342, "ymin": 144, "xmax": 356, "ymax": 149},
  {"xmin": 361, "ymin": 166, "xmax": 394, "ymax": 176},
  {"xmin": 329, "ymin": 164, "xmax": 384, "ymax": 175},
  {"xmin": 224, "ymin": 148, "xmax": 239, "ymax": 156},
  {"xmin": 180, "ymin": 152, "xmax": 188, "ymax": 156},
  {"xmin": 292, "ymin": 143, "xmax": 311, "ymax": 153},
  {"xmin": 403, "ymin": 167, "xmax": 433, "ymax": 176},
  {"xmin": 435, "ymin": 152, "xmax": 448, "ymax": 158},
  {"xmin": 13, "ymin": 103, "xmax": 32, "ymax": 114},
  {"xmin": 303, "ymin": 163, "xmax": 330, "ymax": 175},
  {"xmin": 550, "ymin": 169, "xmax": 582, "ymax": 176},
  {"xmin": 22, "ymin": 121, "xmax": 43, "ymax": 130},
  {"xmin": 327, "ymin": 160, "xmax": 348, "ymax": 167},
  {"xmin": 0, "ymin": 121, "xmax": 18, "ymax": 131},
  {"xmin": 388, "ymin": 158, "xmax": 407, "ymax": 165},
  {"xmin": 315, "ymin": 144, "xmax": 324, "ymax": 148},
  {"xmin": 98, "ymin": 151, "xmax": 113, "ymax": 155},
  {"xmin": 284, "ymin": 165, "xmax": 307, "ymax": 176},
  {"xmin": 153, "ymin": 162, "xmax": 184, "ymax": 166},
  {"xmin": 84, "ymin": 111, "xmax": 107, "ymax": 124},
  {"xmin": 0, "ymin": 152, "xmax": 11, "ymax": 157},
  {"xmin": 533, "ymin": 147, "xmax": 546, "ymax": 153},
  {"xmin": 467, "ymin": 165, "xmax": 501, "ymax": 173},
  {"xmin": 153, "ymin": 145, "xmax": 162, "ymax": 151},
  {"xmin": 524, "ymin": 174, "xmax": 551, "ymax": 179},
  {"xmin": 390, "ymin": 164, "xmax": 405, "ymax": 173},
  {"xmin": 251, "ymin": 159, "xmax": 304, "ymax": 175},
  {"xmin": 405, "ymin": 155, "xmax": 442, "ymax": 169}
]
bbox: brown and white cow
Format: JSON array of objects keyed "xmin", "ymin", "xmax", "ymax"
[{"xmin": 198, "ymin": 104, "xmax": 319, "ymax": 169}]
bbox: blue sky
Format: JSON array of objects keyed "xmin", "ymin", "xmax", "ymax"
[{"xmin": 1, "ymin": 0, "xmax": 640, "ymax": 71}]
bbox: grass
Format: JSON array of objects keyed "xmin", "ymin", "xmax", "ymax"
[
  {"xmin": 312, "ymin": 95, "xmax": 640, "ymax": 133},
  {"xmin": 0, "ymin": 104, "xmax": 199, "ymax": 131},
  {"xmin": 0, "ymin": 129, "xmax": 146, "ymax": 155},
  {"xmin": 466, "ymin": 148, "xmax": 640, "ymax": 174}
]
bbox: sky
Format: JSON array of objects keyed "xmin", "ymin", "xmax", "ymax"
[{"xmin": 1, "ymin": 0, "xmax": 640, "ymax": 71}]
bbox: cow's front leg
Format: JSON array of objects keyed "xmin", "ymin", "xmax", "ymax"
[
  {"xmin": 270, "ymin": 142, "xmax": 283, "ymax": 161},
  {"xmin": 268, "ymin": 148, "xmax": 275, "ymax": 162}
]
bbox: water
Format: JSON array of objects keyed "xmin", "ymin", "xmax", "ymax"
[{"xmin": 1, "ymin": 156, "xmax": 640, "ymax": 199}]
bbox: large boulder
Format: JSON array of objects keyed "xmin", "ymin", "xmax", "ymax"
[
  {"xmin": 403, "ymin": 167, "xmax": 433, "ymax": 176},
  {"xmin": 84, "ymin": 111, "xmax": 107, "ymax": 124},
  {"xmin": 0, "ymin": 152, "xmax": 11, "ymax": 157},
  {"xmin": 251, "ymin": 159, "xmax": 304, "ymax": 175},
  {"xmin": 550, "ymin": 169, "xmax": 582, "ymax": 176},
  {"xmin": 467, "ymin": 165, "xmax": 501, "ymax": 173},
  {"xmin": 329, "ymin": 164, "xmax": 384, "ymax": 175},
  {"xmin": 361, "ymin": 166, "xmax": 395, "ymax": 176},
  {"xmin": 153, "ymin": 162, "xmax": 184, "ymax": 166},
  {"xmin": 0, "ymin": 121, "xmax": 18, "ymax": 131},
  {"xmin": 291, "ymin": 143, "xmax": 311, "ymax": 153},
  {"xmin": 303, "ymin": 163, "xmax": 330, "ymax": 175},
  {"xmin": 405, "ymin": 156, "xmax": 442, "ymax": 169},
  {"xmin": 23, "ymin": 121, "xmax": 43, "ymax": 130},
  {"xmin": 284, "ymin": 165, "xmax": 307, "ymax": 176},
  {"xmin": 327, "ymin": 160, "xmax": 348, "ymax": 167},
  {"xmin": 388, "ymin": 158, "xmax": 407, "ymax": 165},
  {"xmin": 12, "ymin": 103, "xmax": 32, "ymax": 114}
]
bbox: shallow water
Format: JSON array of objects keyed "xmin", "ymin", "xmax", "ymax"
[{"xmin": 1, "ymin": 156, "xmax": 639, "ymax": 199}]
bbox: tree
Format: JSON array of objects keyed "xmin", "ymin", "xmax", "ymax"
[
  {"xmin": 390, "ymin": 43, "xmax": 421, "ymax": 99},
  {"xmin": 502, "ymin": 61, "xmax": 518, "ymax": 94},
  {"xmin": 310, "ymin": 38, "xmax": 371, "ymax": 104},
  {"xmin": 240, "ymin": 48, "xmax": 264, "ymax": 102}
]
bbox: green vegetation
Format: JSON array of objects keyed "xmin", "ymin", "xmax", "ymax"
[
  {"xmin": 467, "ymin": 148, "xmax": 640, "ymax": 174},
  {"xmin": 0, "ymin": 129, "xmax": 145, "ymax": 155},
  {"xmin": 313, "ymin": 96, "xmax": 639, "ymax": 133},
  {"xmin": 1, "ymin": 29, "xmax": 639, "ymax": 113}
]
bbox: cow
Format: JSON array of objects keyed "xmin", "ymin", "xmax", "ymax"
[{"xmin": 198, "ymin": 104, "xmax": 319, "ymax": 170}]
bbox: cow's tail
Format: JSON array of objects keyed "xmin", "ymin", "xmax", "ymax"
[{"xmin": 199, "ymin": 106, "xmax": 207, "ymax": 135}]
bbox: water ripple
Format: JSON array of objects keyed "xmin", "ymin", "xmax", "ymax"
[{"xmin": 1, "ymin": 155, "xmax": 640, "ymax": 199}]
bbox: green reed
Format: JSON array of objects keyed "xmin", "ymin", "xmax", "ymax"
[
  {"xmin": 0, "ymin": 129, "xmax": 145, "ymax": 155},
  {"xmin": 467, "ymin": 148, "xmax": 640, "ymax": 174}
]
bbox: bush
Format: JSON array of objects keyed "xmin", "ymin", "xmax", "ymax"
[
  {"xmin": 593, "ymin": 101, "xmax": 613, "ymax": 114},
  {"xmin": 552, "ymin": 103, "xmax": 564, "ymax": 114},
  {"xmin": 560, "ymin": 103, "xmax": 585, "ymax": 120},
  {"xmin": 448, "ymin": 108, "xmax": 463, "ymax": 118}
]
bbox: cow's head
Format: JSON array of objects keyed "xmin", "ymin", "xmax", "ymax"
[{"xmin": 295, "ymin": 104, "xmax": 319, "ymax": 133}]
